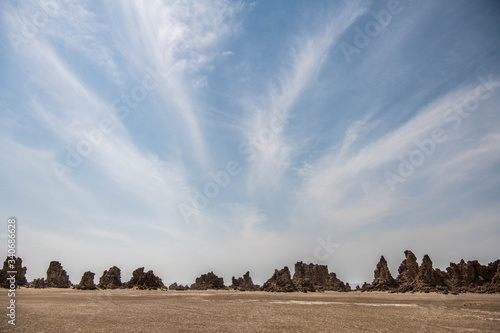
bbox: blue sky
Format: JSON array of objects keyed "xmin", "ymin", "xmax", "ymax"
[{"xmin": 1, "ymin": 0, "xmax": 499, "ymax": 286}]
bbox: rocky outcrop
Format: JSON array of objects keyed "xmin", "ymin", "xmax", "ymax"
[
  {"xmin": 190, "ymin": 272, "xmax": 225, "ymax": 290},
  {"xmin": 0, "ymin": 256, "xmax": 28, "ymax": 288},
  {"xmin": 444, "ymin": 259, "xmax": 500, "ymax": 294},
  {"xmin": 362, "ymin": 256, "xmax": 396, "ymax": 291},
  {"xmin": 125, "ymin": 267, "xmax": 165, "ymax": 290},
  {"xmin": 261, "ymin": 266, "xmax": 296, "ymax": 292},
  {"xmin": 76, "ymin": 271, "xmax": 97, "ymax": 290},
  {"xmin": 411, "ymin": 254, "xmax": 446, "ymax": 292},
  {"xmin": 168, "ymin": 282, "xmax": 189, "ymax": 290},
  {"xmin": 487, "ymin": 263, "xmax": 500, "ymax": 293},
  {"xmin": 98, "ymin": 266, "xmax": 122, "ymax": 289},
  {"xmin": 327, "ymin": 272, "xmax": 350, "ymax": 291},
  {"xmin": 293, "ymin": 262, "xmax": 326, "ymax": 292},
  {"xmin": 415, "ymin": 255, "xmax": 438, "ymax": 285},
  {"xmin": 46, "ymin": 261, "xmax": 71, "ymax": 288},
  {"xmin": 292, "ymin": 262, "xmax": 349, "ymax": 292},
  {"xmin": 491, "ymin": 263, "xmax": 500, "ymax": 285},
  {"xmin": 230, "ymin": 271, "xmax": 259, "ymax": 291},
  {"xmin": 32, "ymin": 278, "xmax": 47, "ymax": 288}
]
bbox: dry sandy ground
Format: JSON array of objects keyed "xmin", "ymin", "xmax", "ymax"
[{"xmin": 1, "ymin": 289, "xmax": 500, "ymax": 332}]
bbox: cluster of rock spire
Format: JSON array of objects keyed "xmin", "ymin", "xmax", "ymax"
[
  {"xmin": 360, "ymin": 251, "xmax": 500, "ymax": 294},
  {"xmin": 1, "ymin": 251, "xmax": 499, "ymax": 294}
]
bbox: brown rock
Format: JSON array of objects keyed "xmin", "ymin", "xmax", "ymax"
[
  {"xmin": 32, "ymin": 278, "xmax": 47, "ymax": 288},
  {"xmin": 46, "ymin": 261, "xmax": 71, "ymax": 288},
  {"xmin": 394, "ymin": 250, "xmax": 419, "ymax": 292},
  {"xmin": 261, "ymin": 266, "xmax": 296, "ymax": 292},
  {"xmin": 396, "ymin": 250, "xmax": 419, "ymax": 284},
  {"xmin": 230, "ymin": 271, "xmax": 259, "ymax": 291},
  {"xmin": 413, "ymin": 254, "xmax": 446, "ymax": 292},
  {"xmin": 191, "ymin": 272, "xmax": 225, "ymax": 290},
  {"xmin": 98, "ymin": 266, "xmax": 122, "ymax": 289},
  {"xmin": 487, "ymin": 262, "xmax": 500, "ymax": 293},
  {"xmin": 327, "ymin": 272, "xmax": 350, "ymax": 292},
  {"xmin": 0, "ymin": 256, "xmax": 28, "ymax": 288},
  {"xmin": 125, "ymin": 267, "xmax": 165, "ymax": 290},
  {"xmin": 292, "ymin": 262, "xmax": 350, "ymax": 292},
  {"xmin": 491, "ymin": 263, "xmax": 500, "ymax": 285},
  {"xmin": 168, "ymin": 282, "xmax": 189, "ymax": 290},
  {"xmin": 445, "ymin": 259, "xmax": 500, "ymax": 293},
  {"xmin": 293, "ymin": 262, "xmax": 326, "ymax": 292},
  {"xmin": 76, "ymin": 271, "xmax": 97, "ymax": 290}
]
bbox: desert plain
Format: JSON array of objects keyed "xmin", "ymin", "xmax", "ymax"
[{"xmin": 2, "ymin": 289, "xmax": 500, "ymax": 332}]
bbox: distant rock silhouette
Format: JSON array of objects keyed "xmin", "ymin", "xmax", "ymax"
[
  {"xmin": 230, "ymin": 271, "xmax": 259, "ymax": 291},
  {"xmin": 76, "ymin": 271, "xmax": 97, "ymax": 290},
  {"xmin": 191, "ymin": 272, "xmax": 225, "ymax": 290},
  {"xmin": 293, "ymin": 262, "xmax": 349, "ymax": 292},
  {"xmin": 46, "ymin": 261, "xmax": 71, "ymax": 288},
  {"xmin": 261, "ymin": 266, "xmax": 296, "ymax": 292},
  {"xmin": 6, "ymin": 252, "xmax": 500, "ymax": 294},
  {"xmin": 168, "ymin": 282, "xmax": 189, "ymax": 290},
  {"xmin": 0, "ymin": 256, "xmax": 27, "ymax": 288},
  {"xmin": 98, "ymin": 266, "xmax": 122, "ymax": 289},
  {"xmin": 125, "ymin": 267, "xmax": 165, "ymax": 290}
]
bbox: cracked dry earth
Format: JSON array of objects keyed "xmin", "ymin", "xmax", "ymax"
[{"xmin": 1, "ymin": 289, "xmax": 500, "ymax": 332}]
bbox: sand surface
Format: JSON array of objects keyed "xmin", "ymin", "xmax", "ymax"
[{"xmin": 1, "ymin": 289, "xmax": 500, "ymax": 332}]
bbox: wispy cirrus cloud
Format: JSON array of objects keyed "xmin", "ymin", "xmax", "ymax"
[{"xmin": 240, "ymin": 1, "xmax": 367, "ymax": 196}]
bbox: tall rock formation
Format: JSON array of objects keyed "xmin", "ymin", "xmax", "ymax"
[
  {"xmin": 46, "ymin": 261, "xmax": 71, "ymax": 288},
  {"xmin": 397, "ymin": 251, "xmax": 419, "ymax": 283},
  {"xmin": 414, "ymin": 254, "xmax": 443, "ymax": 292},
  {"xmin": 190, "ymin": 272, "xmax": 225, "ymax": 290},
  {"xmin": 362, "ymin": 256, "xmax": 396, "ymax": 291},
  {"xmin": 76, "ymin": 271, "xmax": 97, "ymax": 290},
  {"xmin": 98, "ymin": 266, "xmax": 122, "ymax": 289},
  {"xmin": 230, "ymin": 271, "xmax": 259, "ymax": 291},
  {"xmin": 395, "ymin": 250, "xmax": 419, "ymax": 292},
  {"xmin": 0, "ymin": 256, "xmax": 28, "ymax": 288},
  {"xmin": 261, "ymin": 266, "xmax": 296, "ymax": 292}
]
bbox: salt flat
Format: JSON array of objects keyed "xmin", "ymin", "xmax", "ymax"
[{"xmin": 2, "ymin": 289, "xmax": 500, "ymax": 332}]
